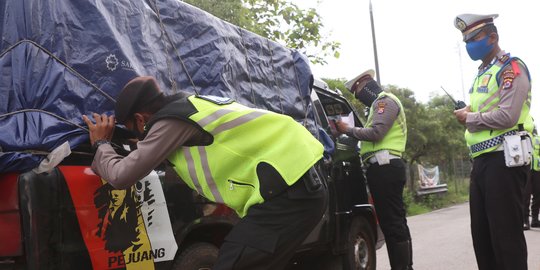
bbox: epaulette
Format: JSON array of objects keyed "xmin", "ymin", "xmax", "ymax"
[{"xmin": 498, "ymin": 54, "xmax": 510, "ymax": 64}]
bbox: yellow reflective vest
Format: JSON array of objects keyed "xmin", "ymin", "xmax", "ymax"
[
  {"xmin": 465, "ymin": 56, "xmax": 533, "ymax": 158},
  {"xmin": 359, "ymin": 92, "xmax": 407, "ymax": 162},
  {"xmin": 151, "ymin": 95, "xmax": 323, "ymax": 217}
]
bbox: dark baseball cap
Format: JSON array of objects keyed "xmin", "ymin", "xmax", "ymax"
[{"xmin": 115, "ymin": 76, "xmax": 163, "ymax": 124}]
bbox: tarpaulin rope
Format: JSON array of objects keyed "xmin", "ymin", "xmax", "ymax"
[
  {"xmin": 0, "ymin": 39, "xmax": 116, "ymax": 103},
  {"xmin": 238, "ymin": 29, "xmax": 257, "ymax": 107},
  {"xmin": 0, "ymin": 109, "xmax": 89, "ymax": 132},
  {"xmin": 148, "ymin": 0, "xmax": 199, "ymax": 95},
  {"xmin": 266, "ymin": 39, "xmax": 285, "ymax": 114}
]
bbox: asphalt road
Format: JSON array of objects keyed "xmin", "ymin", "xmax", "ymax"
[{"xmin": 376, "ymin": 202, "xmax": 540, "ymax": 270}]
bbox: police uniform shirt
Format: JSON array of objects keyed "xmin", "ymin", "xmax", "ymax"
[
  {"xmin": 91, "ymin": 119, "xmax": 205, "ymax": 189},
  {"xmin": 347, "ymin": 96, "xmax": 401, "ymax": 142},
  {"xmin": 465, "ymin": 50, "xmax": 531, "ymax": 133}
]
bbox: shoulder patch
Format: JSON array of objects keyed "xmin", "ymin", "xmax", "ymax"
[
  {"xmin": 502, "ymin": 69, "xmax": 515, "ymax": 90},
  {"xmin": 377, "ymin": 102, "xmax": 386, "ymax": 114}
]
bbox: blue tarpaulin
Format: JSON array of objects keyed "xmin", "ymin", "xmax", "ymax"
[{"xmin": 0, "ymin": 0, "xmax": 316, "ymax": 172}]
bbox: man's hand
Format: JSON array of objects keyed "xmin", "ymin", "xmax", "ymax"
[
  {"xmin": 335, "ymin": 120, "xmax": 351, "ymax": 134},
  {"xmin": 82, "ymin": 113, "xmax": 115, "ymax": 145},
  {"xmin": 453, "ymin": 105, "xmax": 471, "ymax": 125}
]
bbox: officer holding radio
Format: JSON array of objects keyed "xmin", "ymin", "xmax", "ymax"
[
  {"xmin": 335, "ymin": 69, "xmax": 413, "ymax": 270},
  {"xmin": 453, "ymin": 14, "xmax": 533, "ymax": 270}
]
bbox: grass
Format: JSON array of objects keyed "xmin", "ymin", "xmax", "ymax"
[{"xmin": 404, "ymin": 177, "xmax": 470, "ymax": 217}]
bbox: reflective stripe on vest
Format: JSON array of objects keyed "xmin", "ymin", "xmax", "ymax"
[
  {"xmin": 359, "ymin": 92, "xmax": 407, "ymax": 162},
  {"xmin": 168, "ymin": 96, "xmax": 324, "ymax": 217},
  {"xmin": 533, "ymin": 135, "xmax": 540, "ymax": 171},
  {"xmin": 465, "ymin": 57, "xmax": 533, "ymax": 158}
]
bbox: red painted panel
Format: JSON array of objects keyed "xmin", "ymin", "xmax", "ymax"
[
  {"xmin": 59, "ymin": 166, "xmax": 127, "ymax": 269},
  {"xmin": 60, "ymin": 166, "xmax": 124, "ymax": 269},
  {"xmin": 0, "ymin": 173, "xmax": 23, "ymax": 256}
]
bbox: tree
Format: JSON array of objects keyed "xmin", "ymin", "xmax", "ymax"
[{"xmin": 183, "ymin": 0, "xmax": 340, "ymax": 64}]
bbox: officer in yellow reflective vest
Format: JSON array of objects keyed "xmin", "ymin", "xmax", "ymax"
[
  {"xmin": 82, "ymin": 76, "xmax": 327, "ymax": 270},
  {"xmin": 525, "ymin": 130, "xmax": 540, "ymax": 228},
  {"xmin": 335, "ymin": 69, "xmax": 413, "ymax": 270},
  {"xmin": 453, "ymin": 14, "xmax": 532, "ymax": 270}
]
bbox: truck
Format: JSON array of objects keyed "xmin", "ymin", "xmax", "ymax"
[
  {"xmin": 0, "ymin": 79, "xmax": 383, "ymax": 270},
  {"xmin": 0, "ymin": 1, "xmax": 383, "ymax": 269}
]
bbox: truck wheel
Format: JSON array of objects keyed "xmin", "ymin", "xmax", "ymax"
[
  {"xmin": 344, "ymin": 217, "xmax": 376, "ymax": 270},
  {"xmin": 172, "ymin": 242, "xmax": 219, "ymax": 270}
]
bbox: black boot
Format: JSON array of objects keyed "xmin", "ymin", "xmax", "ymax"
[{"xmin": 387, "ymin": 241, "xmax": 411, "ymax": 270}]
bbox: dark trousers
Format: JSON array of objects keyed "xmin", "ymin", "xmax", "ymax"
[
  {"xmin": 213, "ymin": 174, "xmax": 327, "ymax": 270},
  {"xmin": 470, "ymin": 151, "xmax": 528, "ymax": 270},
  {"xmin": 524, "ymin": 170, "xmax": 540, "ymax": 218},
  {"xmin": 366, "ymin": 159, "xmax": 411, "ymax": 244}
]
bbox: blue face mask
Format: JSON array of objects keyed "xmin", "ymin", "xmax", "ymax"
[{"xmin": 465, "ymin": 35, "xmax": 494, "ymax": 61}]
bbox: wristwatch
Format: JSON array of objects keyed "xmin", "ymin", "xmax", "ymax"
[{"xmin": 92, "ymin": 139, "xmax": 111, "ymax": 151}]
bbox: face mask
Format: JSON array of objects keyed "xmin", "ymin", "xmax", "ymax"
[
  {"xmin": 356, "ymin": 80, "xmax": 382, "ymax": 107},
  {"xmin": 465, "ymin": 35, "xmax": 494, "ymax": 61}
]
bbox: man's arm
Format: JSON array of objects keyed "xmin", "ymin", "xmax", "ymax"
[
  {"xmin": 466, "ymin": 62, "xmax": 530, "ymax": 133},
  {"xmin": 91, "ymin": 119, "xmax": 203, "ymax": 189},
  {"xmin": 346, "ymin": 96, "xmax": 400, "ymax": 141}
]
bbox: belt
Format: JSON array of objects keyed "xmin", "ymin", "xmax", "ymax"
[
  {"xmin": 361, "ymin": 150, "xmax": 402, "ymax": 162},
  {"xmin": 367, "ymin": 153, "xmax": 401, "ymax": 164},
  {"xmin": 469, "ymin": 130, "xmax": 517, "ymax": 154}
]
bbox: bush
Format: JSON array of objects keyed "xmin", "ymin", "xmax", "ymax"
[{"xmin": 404, "ymin": 177, "xmax": 469, "ymax": 217}]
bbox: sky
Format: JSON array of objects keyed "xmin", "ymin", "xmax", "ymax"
[{"xmin": 296, "ymin": 0, "xmax": 539, "ymax": 123}]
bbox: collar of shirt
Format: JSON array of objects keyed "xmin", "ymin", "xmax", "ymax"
[{"xmin": 478, "ymin": 50, "xmax": 507, "ymax": 74}]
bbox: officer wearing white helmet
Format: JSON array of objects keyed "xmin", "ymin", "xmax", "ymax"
[
  {"xmin": 453, "ymin": 13, "xmax": 533, "ymax": 270},
  {"xmin": 336, "ymin": 70, "xmax": 412, "ymax": 270}
]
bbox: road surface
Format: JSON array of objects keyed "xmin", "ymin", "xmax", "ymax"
[{"xmin": 376, "ymin": 202, "xmax": 540, "ymax": 270}]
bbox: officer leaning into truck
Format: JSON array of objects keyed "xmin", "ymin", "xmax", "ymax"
[
  {"xmin": 453, "ymin": 13, "xmax": 533, "ymax": 270},
  {"xmin": 335, "ymin": 69, "xmax": 413, "ymax": 270},
  {"xmin": 82, "ymin": 76, "xmax": 327, "ymax": 270}
]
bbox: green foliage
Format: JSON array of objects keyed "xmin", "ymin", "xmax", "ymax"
[
  {"xmin": 404, "ymin": 178, "xmax": 469, "ymax": 217},
  {"xmin": 403, "ymin": 188, "xmax": 430, "ymax": 216},
  {"xmin": 183, "ymin": 0, "xmax": 341, "ymax": 65}
]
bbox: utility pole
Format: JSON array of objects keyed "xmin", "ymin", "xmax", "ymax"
[
  {"xmin": 457, "ymin": 41, "xmax": 466, "ymax": 101},
  {"xmin": 369, "ymin": 0, "xmax": 381, "ymax": 84}
]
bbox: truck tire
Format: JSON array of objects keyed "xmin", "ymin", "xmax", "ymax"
[
  {"xmin": 172, "ymin": 242, "xmax": 219, "ymax": 270},
  {"xmin": 343, "ymin": 217, "xmax": 376, "ymax": 270}
]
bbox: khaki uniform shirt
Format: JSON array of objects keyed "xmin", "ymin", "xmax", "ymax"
[
  {"xmin": 347, "ymin": 96, "xmax": 400, "ymax": 142},
  {"xmin": 466, "ymin": 50, "xmax": 531, "ymax": 133},
  {"xmin": 91, "ymin": 119, "xmax": 204, "ymax": 189}
]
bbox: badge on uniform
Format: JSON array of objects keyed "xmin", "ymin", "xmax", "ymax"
[
  {"xmin": 377, "ymin": 102, "xmax": 386, "ymax": 114},
  {"xmin": 477, "ymin": 74, "xmax": 491, "ymax": 93},
  {"xmin": 502, "ymin": 70, "xmax": 515, "ymax": 90}
]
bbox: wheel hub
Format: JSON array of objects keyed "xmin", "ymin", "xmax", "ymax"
[{"xmin": 353, "ymin": 235, "xmax": 369, "ymax": 269}]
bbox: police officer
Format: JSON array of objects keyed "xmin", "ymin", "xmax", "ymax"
[
  {"xmin": 524, "ymin": 129, "xmax": 540, "ymax": 229},
  {"xmin": 82, "ymin": 76, "xmax": 327, "ymax": 270},
  {"xmin": 336, "ymin": 70, "xmax": 413, "ymax": 270},
  {"xmin": 453, "ymin": 14, "xmax": 533, "ymax": 270}
]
